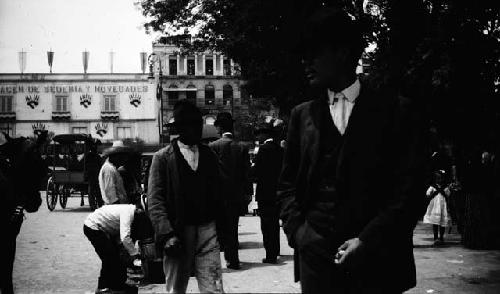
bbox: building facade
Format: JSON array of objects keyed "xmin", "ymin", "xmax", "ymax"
[
  {"xmin": 0, "ymin": 73, "xmax": 159, "ymax": 144},
  {"xmin": 151, "ymin": 43, "xmax": 248, "ymax": 141},
  {"xmin": 0, "ymin": 44, "xmax": 249, "ymax": 145}
]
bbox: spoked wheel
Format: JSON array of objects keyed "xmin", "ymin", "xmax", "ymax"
[
  {"xmin": 59, "ymin": 186, "xmax": 69, "ymax": 209},
  {"xmin": 46, "ymin": 177, "xmax": 58, "ymax": 211}
]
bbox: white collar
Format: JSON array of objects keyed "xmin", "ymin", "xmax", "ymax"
[
  {"xmin": 177, "ymin": 140, "xmax": 198, "ymax": 151},
  {"xmin": 222, "ymin": 132, "xmax": 233, "ymax": 138},
  {"xmin": 327, "ymin": 79, "xmax": 361, "ymax": 104},
  {"xmin": 264, "ymin": 138, "xmax": 274, "ymax": 144}
]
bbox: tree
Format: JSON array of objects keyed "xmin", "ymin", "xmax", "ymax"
[{"xmin": 138, "ymin": 0, "xmax": 500, "ymax": 150}]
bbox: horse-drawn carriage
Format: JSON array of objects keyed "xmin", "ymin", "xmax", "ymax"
[{"xmin": 45, "ymin": 134, "xmax": 101, "ymax": 211}]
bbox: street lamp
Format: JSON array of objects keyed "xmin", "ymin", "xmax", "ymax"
[{"xmin": 148, "ymin": 53, "xmax": 164, "ymax": 145}]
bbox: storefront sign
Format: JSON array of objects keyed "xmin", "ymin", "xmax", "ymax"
[{"xmin": 0, "ymin": 84, "xmax": 150, "ymax": 94}]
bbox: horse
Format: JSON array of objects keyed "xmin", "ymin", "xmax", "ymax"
[{"xmin": 0, "ymin": 131, "xmax": 48, "ymax": 294}]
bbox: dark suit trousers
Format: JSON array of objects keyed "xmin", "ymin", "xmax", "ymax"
[
  {"xmin": 259, "ymin": 203, "xmax": 280, "ymax": 259},
  {"xmin": 219, "ymin": 205, "xmax": 240, "ymax": 264},
  {"xmin": 83, "ymin": 225, "xmax": 127, "ymax": 289},
  {"xmin": 297, "ymin": 221, "xmax": 402, "ymax": 294}
]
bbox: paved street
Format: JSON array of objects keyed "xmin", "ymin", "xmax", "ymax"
[{"xmin": 14, "ymin": 195, "xmax": 500, "ymax": 293}]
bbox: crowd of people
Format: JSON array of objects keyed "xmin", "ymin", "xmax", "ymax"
[
  {"xmin": 78, "ymin": 7, "xmax": 499, "ymax": 294},
  {"xmin": 82, "ymin": 105, "xmax": 285, "ymax": 294}
]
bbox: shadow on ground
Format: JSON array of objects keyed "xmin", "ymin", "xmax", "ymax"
[
  {"xmin": 50, "ymin": 206, "xmax": 94, "ymax": 213},
  {"xmin": 222, "ymin": 261, "xmax": 288, "ymax": 273},
  {"xmin": 239, "ymin": 241, "xmax": 263, "ymax": 250}
]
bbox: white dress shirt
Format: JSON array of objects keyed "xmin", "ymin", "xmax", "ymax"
[
  {"xmin": 84, "ymin": 204, "xmax": 139, "ymax": 256},
  {"xmin": 327, "ymin": 79, "xmax": 361, "ymax": 135},
  {"xmin": 177, "ymin": 140, "xmax": 199, "ymax": 171},
  {"xmin": 98, "ymin": 159, "xmax": 127, "ymax": 204}
]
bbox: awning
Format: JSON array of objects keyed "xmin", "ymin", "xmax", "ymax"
[{"xmin": 163, "ymin": 88, "xmax": 197, "ymax": 92}]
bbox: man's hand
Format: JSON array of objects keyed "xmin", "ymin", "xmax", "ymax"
[
  {"xmin": 335, "ymin": 237, "xmax": 365, "ymax": 267},
  {"xmin": 163, "ymin": 236, "xmax": 182, "ymax": 257}
]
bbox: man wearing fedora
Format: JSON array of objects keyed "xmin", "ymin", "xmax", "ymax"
[
  {"xmin": 148, "ymin": 100, "xmax": 224, "ymax": 293},
  {"xmin": 278, "ymin": 7, "xmax": 428, "ymax": 293},
  {"xmin": 253, "ymin": 124, "xmax": 284, "ymax": 264},
  {"xmin": 209, "ymin": 112, "xmax": 252, "ymax": 270},
  {"xmin": 99, "ymin": 141, "xmax": 129, "ymax": 205}
]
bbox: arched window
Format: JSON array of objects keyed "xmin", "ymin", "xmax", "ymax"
[
  {"xmin": 223, "ymin": 84, "xmax": 233, "ymax": 106},
  {"xmin": 187, "ymin": 84, "xmax": 197, "ymax": 104},
  {"xmin": 205, "ymin": 84, "xmax": 215, "ymax": 105},
  {"xmin": 168, "ymin": 85, "xmax": 178, "ymax": 106}
]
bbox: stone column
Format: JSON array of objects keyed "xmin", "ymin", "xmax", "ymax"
[
  {"xmin": 202, "ymin": 54, "xmax": 206, "ymax": 75},
  {"xmin": 176, "ymin": 55, "xmax": 181, "ymax": 75},
  {"xmin": 194, "ymin": 53, "xmax": 198, "ymax": 75}
]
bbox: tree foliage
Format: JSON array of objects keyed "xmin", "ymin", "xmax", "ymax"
[{"xmin": 138, "ymin": 0, "xmax": 500, "ymax": 150}]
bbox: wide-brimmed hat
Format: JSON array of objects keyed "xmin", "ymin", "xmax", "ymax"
[
  {"xmin": 214, "ymin": 112, "xmax": 234, "ymax": 127},
  {"xmin": 103, "ymin": 140, "xmax": 134, "ymax": 157}
]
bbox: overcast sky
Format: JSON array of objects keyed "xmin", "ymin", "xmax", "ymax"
[{"xmin": 0, "ymin": 0, "xmax": 156, "ymax": 73}]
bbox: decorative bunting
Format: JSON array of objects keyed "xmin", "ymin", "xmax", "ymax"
[
  {"xmin": 129, "ymin": 93, "xmax": 141, "ymax": 107},
  {"xmin": 80, "ymin": 94, "xmax": 92, "ymax": 108},
  {"xmin": 95, "ymin": 122, "xmax": 108, "ymax": 137},
  {"xmin": 26, "ymin": 94, "xmax": 39, "ymax": 109}
]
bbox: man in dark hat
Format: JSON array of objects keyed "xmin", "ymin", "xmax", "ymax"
[
  {"xmin": 278, "ymin": 7, "xmax": 428, "ymax": 293},
  {"xmin": 253, "ymin": 124, "xmax": 284, "ymax": 264},
  {"xmin": 209, "ymin": 112, "xmax": 252, "ymax": 270},
  {"xmin": 148, "ymin": 100, "xmax": 224, "ymax": 293}
]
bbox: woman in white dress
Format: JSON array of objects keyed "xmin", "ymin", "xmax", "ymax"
[{"xmin": 423, "ymin": 170, "xmax": 452, "ymax": 245}]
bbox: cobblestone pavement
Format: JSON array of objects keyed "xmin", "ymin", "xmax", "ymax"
[{"xmin": 14, "ymin": 195, "xmax": 500, "ymax": 293}]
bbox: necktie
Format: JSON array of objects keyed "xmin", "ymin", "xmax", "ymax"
[{"xmin": 332, "ymin": 92, "xmax": 347, "ymax": 134}]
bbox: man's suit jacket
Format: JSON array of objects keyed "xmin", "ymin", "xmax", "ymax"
[
  {"xmin": 278, "ymin": 84, "xmax": 429, "ymax": 291},
  {"xmin": 254, "ymin": 140, "xmax": 283, "ymax": 205},
  {"xmin": 147, "ymin": 141, "xmax": 221, "ymax": 248},
  {"xmin": 209, "ymin": 135, "xmax": 252, "ymax": 207}
]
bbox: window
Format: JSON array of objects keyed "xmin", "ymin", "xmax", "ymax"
[
  {"xmin": 103, "ymin": 95, "xmax": 117, "ymax": 112},
  {"xmin": 0, "ymin": 123, "xmax": 14, "ymax": 136},
  {"xmin": 187, "ymin": 59, "xmax": 195, "ymax": 75},
  {"xmin": 168, "ymin": 85, "xmax": 178, "ymax": 106},
  {"xmin": 215, "ymin": 55, "xmax": 222, "ymax": 72},
  {"xmin": 169, "ymin": 58, "xmax": 177, "ymax": 76},
  {"xmin": 0, "ymin": 95, "xmax": 13, "ymax": 113},
  {"xmin": 223, "ymin": 85, "xmax": 233, "ymax": 106},
  {"xmin": 223, "ymin": 59, "xmax": 232, "ymax": 76},
  {"xmin": 72, "ymin": 127, "xmax": 87, "ymax": 134},
  {"xmin": 117, "ymin": 127, "xmax": 132, "ymax": 139},
  {"xmin": 205, "ymin": 85, "xmax": 215, "ymax": 105},
  {"xmin": 55, "ymin": 95, "xmax": 68, "ymax": 112},
  {"xmin": 205, "ymin": 59, "xmax": 213, "ymax": 76},
  {"xmin": 187, "ymin": 84, "xmax": 197, "ymax": 104}
]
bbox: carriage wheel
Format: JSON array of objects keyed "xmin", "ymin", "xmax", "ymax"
[
  {"xmin": 59, "ymin": 187, "xmax": 69, "ymax": 209},
  {"xmin": 46, "ymin": 177, "xmax": 58, "ymax": 211}
]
